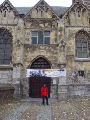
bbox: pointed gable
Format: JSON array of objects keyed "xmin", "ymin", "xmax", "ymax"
[
  {"xmin": 63, "ymin": 1, "xmax": 90, "ymax": 17},
  {"xmin": 72, "ymin": 0, "xmax": 90, "ymax": 10},
  {"xmin": 63, "ymin": 1, "xmax": 90, "ymax": 26},
  {"xmin": 83, "ymin": 0, "xmax": 90, "ymax": 10},
  {"xmin": 0, "ymin": 0, "xmax": 19, "ymax": 16},
  {"xmin": 25, "ymin": 0, "xmax": 59, "ymax": 19}
]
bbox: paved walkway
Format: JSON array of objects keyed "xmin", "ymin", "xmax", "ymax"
[
  {"xmin": 3, "ymin": 102, "xmax": 30, "ymax": 120},
  {"xmin": 2, "ymin": 99, "xmax": 54, "ymax": 120},
  {"xmin": 37, "ymin": 105, "xmax": 52, "ymax": 120}
]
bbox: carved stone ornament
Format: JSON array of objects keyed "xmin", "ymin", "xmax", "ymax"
[
  {"xmin": 59, "ymin": 40, "xmax": 66, "ymax": 48},
  {"xmin": 14, "ymin": 40, "xmax": 23, "ymax": 47},
  {"xmin": 27, "ymin": 18, "xmax": 57, "ymax": 29},
  {"xmin": 0, "ymin": 0, "xmax": 19, "ymax": 16},
  {"xmin": 35, "ymin": 0, "xmax": 49, "ymax": 12},
  {"xmin": 25, "ymin": 0, "xmax": 59, "ymax": 20}
]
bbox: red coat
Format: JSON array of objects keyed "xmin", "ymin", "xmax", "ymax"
[{"xmin": 41, "ymin": 86, "xmax": 48, "ymax": 97}]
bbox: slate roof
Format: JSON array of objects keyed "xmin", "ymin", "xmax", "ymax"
[
  {"xmin": 16, "ymin": 6, "xmax": 69, "ymax": 17},
  {"xmin": 15, "ymin": 0, "xmax": 90, "ymax": 17},
  {"xmin": 51, "ymin": 6, "xmax": 69, "ymax": 16}
]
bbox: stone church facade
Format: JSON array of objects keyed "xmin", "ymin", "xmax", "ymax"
[{"xmin": 0, "ymin": 0, "xmax": 90, "ymax": 99}]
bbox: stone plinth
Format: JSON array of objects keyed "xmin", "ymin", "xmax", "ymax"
[{"xmin": 0, "ymin": 84, "xmax": 15, "ymax": 99}]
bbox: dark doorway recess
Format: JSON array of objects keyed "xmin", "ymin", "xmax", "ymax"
[
  {"xmin": 29, "ymin": 57, "xmax": 51, "ymax": 98},
  {"xmin": 29, "ymin": 77, "xmax": 51, "ymax": 98}
]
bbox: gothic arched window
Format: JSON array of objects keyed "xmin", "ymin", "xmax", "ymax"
[
  {"xmin": 75, "ymin": 31, "xmax": 89, "ymax": 58},
  {"xmin": 30, "ymin": 57, "xmax": 51, "ymax": 69},
  {"xmin": 0, "ymin": 28, "xmax": 12, "ymax": 64}
]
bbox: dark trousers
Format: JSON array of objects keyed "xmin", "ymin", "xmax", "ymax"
[{"xmin": 42, "ymin": 96, "xmax": 48, "ymax": 105}]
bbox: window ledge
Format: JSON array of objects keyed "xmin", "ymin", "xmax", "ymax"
[
  {"xmin": 0, "ymin": 65, "xmax": 13, "ymax": 69},
  {"xmin": 24, "ymin": 44, "xmax": 58, "ymax": 48},
  {"xmin": 75, "ymin": 58, "xmax": 90, "ymax": 62}
]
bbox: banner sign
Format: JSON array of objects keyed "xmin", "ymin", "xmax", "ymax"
[{"xmin": 26, "ymin": 68, "xmax": 66, "ymax": 78}]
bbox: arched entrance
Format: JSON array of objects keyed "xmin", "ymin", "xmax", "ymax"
[{"xmin": 29, "ymin": 57, "xmax": 51, "ymax": 98}]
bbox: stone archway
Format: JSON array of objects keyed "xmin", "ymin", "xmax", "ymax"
[{"xmin": 29, "ymin": 57, "xmax": 51, "ymax": 98}]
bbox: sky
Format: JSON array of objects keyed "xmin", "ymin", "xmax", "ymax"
[{"xmin": 0, "ymin": 0, "xmax": 72, "ymax": 7}]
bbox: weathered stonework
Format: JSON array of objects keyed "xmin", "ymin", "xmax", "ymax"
[{"xmin": 0, "ymin": 0, "xmax": 90, "ymax": 100}]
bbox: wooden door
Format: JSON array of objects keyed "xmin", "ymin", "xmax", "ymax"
[{"xmin": 29, "ymin": 77, "xmax": 51, "ymax": 98}]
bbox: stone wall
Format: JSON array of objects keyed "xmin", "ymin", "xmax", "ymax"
[
  {"xmin": 0, "ymin": 84, "xmax": 15, "ymax": 99},
  {"xmin": 68, "ymin": 84, "xmax": 90, "ymax": 98},
  {"xmin": 0, "ymin": 0, "xmax": 90, "ymax": 99},
  {"xmin": 0, "ymin": 69, "xmax": 12, "ymax": 84}
]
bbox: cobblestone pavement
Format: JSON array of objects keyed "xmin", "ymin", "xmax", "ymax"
[
  {"xmin": 0, "ymin": 99, "xmax": 52, "ymax": 120},
  {"xmin": 37, "ymin": 105, "xmax": 52, "ymax": 120},
  {"xmin": 0, "ymin": 98, "xmax": 90, "ymax": 120},
  {"xmin": 20, "ymin": 104, "xmax": 41, "ymax": 120},
  {"xmin": 20, "ymin": 99, "xmax": 52, "ymax": 120},
  {"xmin": 2, "ymin": 102, "xmax": 31, "ymax": 120},
  {"xmin": 52, "ymin": 98, "xmax": 90, "ymax": 120}
]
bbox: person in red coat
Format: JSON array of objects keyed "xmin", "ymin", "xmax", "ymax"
[{"xmin": 41, "ymin": 84, "xmax": 49, "ymax": 105}]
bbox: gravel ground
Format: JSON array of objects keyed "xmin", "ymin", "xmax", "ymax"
[
  {"xmin": 0, "ymin": 98, "xmax": 90, "ymax": 120},
  {"xmin": 52, "ymin": 98, "xmax": 90, "ymax": 120}
]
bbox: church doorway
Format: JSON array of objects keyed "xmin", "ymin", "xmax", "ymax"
[{"xmin": 29, "ymin": 57, "xmax": 51, "ymax": 98}]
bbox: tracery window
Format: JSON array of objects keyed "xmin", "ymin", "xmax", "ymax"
[
  {"xmin": 0, "ymin": 28, "xmax": 12, "ymax": 64},
  {"xmin": 30, "ymin": 57, "xmax": 51, "ymax": 69},
  {"xmin": 32, "ymin": 31, "xmax": 50, "ymax": 45},
  {"xmin": 75, "ymin": 31, "xmax": 90, "ymax": 58}
]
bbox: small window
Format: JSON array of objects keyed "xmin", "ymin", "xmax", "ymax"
[
  {"xmin": 31, "ymin": 31, "xmax": 50, "ymax": 45},
  {"xmin": 38, "ymin": 31, "xmax": 43, "ymax": 44},
  {"xmin": 32, "ymin": 31, "xmax": 38, "ymax": 44},
  {"xmin": 44, "ymin": 31, "xmax": 50, "ymax": 44},
  {"xmin": 32, "ymin": 37, "xmax": 37, "ymax": 44},
  {"xmin": 78, "ymin": 71, "xmax": 85, "ymax": 77},
  {"xmin": 44, "ymin": 37, "xmax": 50, "ymax": 44}
]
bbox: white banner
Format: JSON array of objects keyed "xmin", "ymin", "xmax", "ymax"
[{"xmin": 26, "ymin": 68, "xmax": 66, "ymax": 78}]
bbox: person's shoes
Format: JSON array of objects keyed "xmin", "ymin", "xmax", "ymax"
[{"xmin": 42, "ymin": 103, "xmax": 45, "ymax": 105}]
